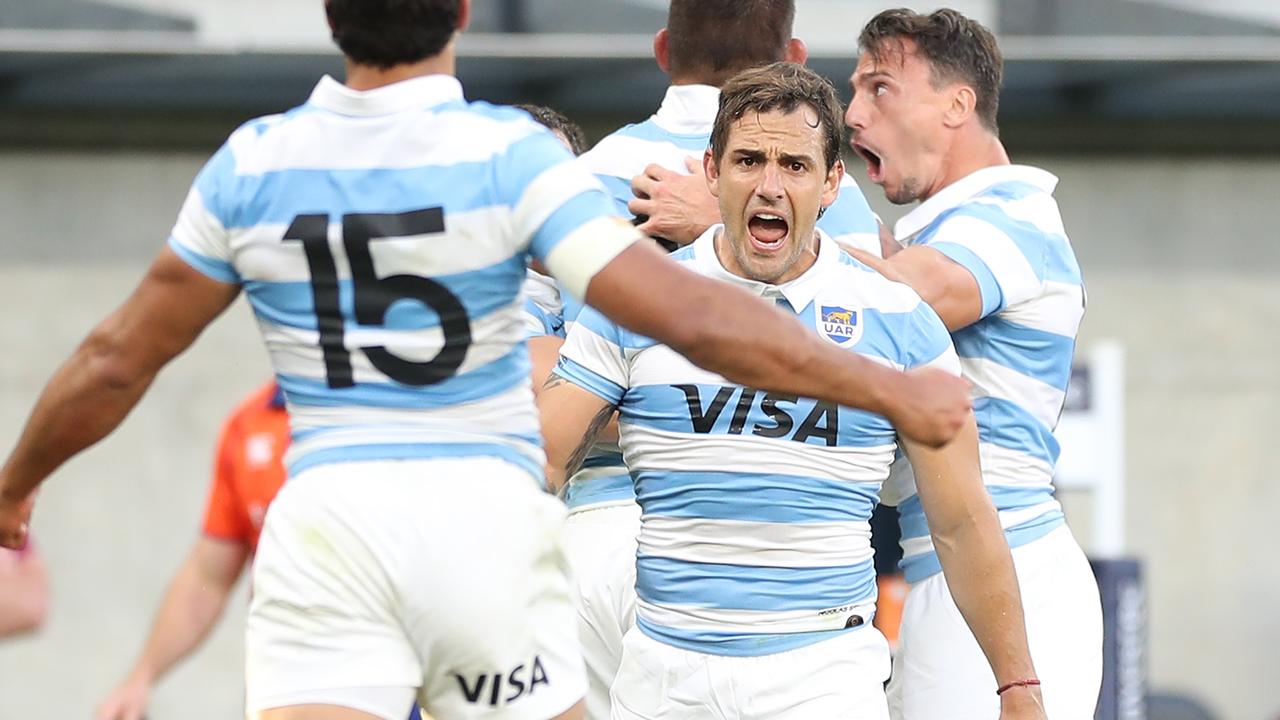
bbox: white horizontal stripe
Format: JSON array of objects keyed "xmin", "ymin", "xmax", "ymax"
[
  {"xmin": 544, "ymin": 215, "xmax": 639, "ymax": 299},
  {"xmin": 901, "ymin": 499, "xmax": 1063, "ymax": 560},
  {"xmin": 961, "ymin": 356, "xmax": 1066, "ymax": 429},
  {"xmin": 559, "ymin": 319, "xmax": 630, "ymax": 390},
  {"xmin": 637, "ymin": 598, "xmax": 876, "ymax": 635},
  {"xmin": 288, "ymin": 381, "xmax": 537, "ymax": 430},
  {"xmin": 828, "ymin": 231, "xmax": 880, "ymax": 256},
  {"xmin": 230, "ymin": 206, "xmax": 524, "ymax": 283},
  {"xmin": 577, "ymin": 134, "xmax": 702, "ymax": 179},
  {"xmin": 971, "ymin": 193, "xmax": 1066, "ymax": 237},
  {"xmin": 286, "ymin": 423, "xmax": 544, "ymax": 472},
  {"xmin": 626, "ymin": 344, "xmax": 724, "ymax": 387},
  {"xmin": 231, "ymin": 110, "xmax": 540, "ymax": 175},
  {"xmin": 622, "ymin": 425, "xmax": 896, "ymax": 483},
  {"xmin": 977, "ymin": 442, "xmax": 1056, "ymax": 488},
  {"xmin": 999, "ymin": 280, "xmax": 1085, "ymax": 337},
  {"xmin": 259, "ymin": 299, "xmax": 524, "ymax": 383},
  {"xmin": 639, "ymin": 516, "xmax": 873, "ymax": 569},
  {"xmin": 171, "ymin": 187, "xmax": 230, "ymax": 262},
  {"xmin": 513, "ymin": 160, "xmax": 610, "ymax": 245},
  {"xmin": 923, "ymin": 344, "xmax": 963, "ymax": 376},
  {"xmin": 926, "ymin": 215, "xmax": 1041, "ymax": 306}
]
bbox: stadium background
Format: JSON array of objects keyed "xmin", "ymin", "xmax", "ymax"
[{"xmin": 0, "ymin": 1, "xmax": 1276, "ymax": 718}]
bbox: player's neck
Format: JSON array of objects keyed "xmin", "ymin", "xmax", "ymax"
[
  {"xmin": 343, "ymin": 50, "xmax": 457, "ymax": 92},
  {"xmin": 923, "ymin": 129, "xmax": 1009, "ymax": 201}
]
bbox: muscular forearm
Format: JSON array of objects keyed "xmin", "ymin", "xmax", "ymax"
[{"xmin": 0, "ymin": 323, "xmax": 160, "ymax": 502}]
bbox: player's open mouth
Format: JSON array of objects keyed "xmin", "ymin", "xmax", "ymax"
[
  {"xmin": 852, "ymin": 140, "xmax": 884, "ymax": 183},
  {"xmin": 747, "ymin": 211, "xmax": 789, "ymax": 253}
]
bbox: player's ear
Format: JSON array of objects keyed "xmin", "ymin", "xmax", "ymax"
[
  {"xmin": 785, "ymin": 38, "xmax": 808, "ymax": 65},
  {"xmin": 456, "ymin": 0, "xmax": 472, "ymax": 32},
  {"xmin": 822, "ymin": 157, "xmax": 843, "ymax": 209},
  {"xmin": 944, "ymin": 84, "xmax": 976, "ymax": 129},
  {"xmin": 654, "ymin": 29, "xmax": 671, "ymax": 75},
  {"xmin": 704, "ymin": 148, "xmax": 721, "ymax": 197}
]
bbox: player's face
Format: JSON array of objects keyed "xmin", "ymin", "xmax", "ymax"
[
  {"xmin": 706, "ymin": 108, "xmax": 841, "ymax": 285},
  {"xmin": 845, "ymin": 40, "xmax": 952, "ymax": 205}
]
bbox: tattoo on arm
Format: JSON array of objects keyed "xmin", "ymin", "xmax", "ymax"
[
  {"xmin": 564, "ymin": 403, "xmax": 617, "ymax": 481},
  {"xmin": 542, "ymin": 374, "xmax": 570, "ymax": 392}
]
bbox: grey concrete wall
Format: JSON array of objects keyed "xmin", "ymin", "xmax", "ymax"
[{"xmin": 0, "ymin": 151, "xmax": 1277, "ymax": 719}]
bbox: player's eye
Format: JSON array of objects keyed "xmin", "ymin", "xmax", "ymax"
[
  {"xmin": 738, "ymin": 156, "xmax": 756, "ymax": 167},
  {"xmin": 874, "ymin": 82, "xmax": 889, "ymax": 97},
  {"xmin": 789, "ymin": 161, "xmax": 806, "ymax": 172}
]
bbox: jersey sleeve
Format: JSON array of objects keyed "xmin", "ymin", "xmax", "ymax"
[
  {"xmin": 920, "ymin": 210, "xmax": 1046, "ymax": 318},
  {"xmin": 168, "ymin": 141, "xmax": 242, "ymax": 284},
  {"xmin": 521, "ymin": 298, "xmax": 565, "ymax": 339},
  {"xmin": 554, "ymin": 306, "xmax": 631, "ymax": 406},
  {"xmin": 900, "ymin": 298, "xmax": 962, "ymax": 376},
  {"xmin": 495, "ymin": 128, "xmax": 639, "ymax": 299},
  {"xmin": 201, "ymin": 416, "xmax": 251, "ymax": 544}
]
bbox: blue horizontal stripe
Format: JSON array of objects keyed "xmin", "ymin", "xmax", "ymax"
[
  {"xmin": 900, "ymin": 508, "xmax": 1064, "ymax": 583},
  {"xmin": 636, "ymin": 616, "xmax": 861, "ymax": 658},
  {"xmin": 574, "ymin": 305, "xmax": 657, "ymax": 351},
  {"xmin": 635, "ymin": 470, "xmax": 879, "ymax": 524},
  {"xmin": 898, "ymin": 484, "xmax": 1057, "ymax": 542},
  {"xmin": 553, "ymin": 356, "xmax": 625, "ymax": 406},
  {"xmin": 287, "ymin": 441, "xmax": 544, "ymax": 484},
  {"xmin": 610, "ymin": 120, "xmax": 710, "ymax": 150},
  {"xmin": 564, "ymin": 472, "xmax": 636, "ymax": 510},
  {"xmin": 974, "ymin": 396, "xmax": 1061, "ymax": 467},
  {"xmin": 921, "ymin": 195, "xmax": 1081, "ymax": 285},
  {"xmin": 245, "ymin": 253, "xmax": 524, "ymax": 332},
  {"xmin": 522, "ymin": 298, "xmax": 564, "ymax": 339},
  {"xmin": 931, "ymin": 241, "xmax": 1003, "ymax": 317},
  {"xmin": 528, "ymin": 187, "xmax": 619, "ymax": 263},
  {"xmin": 841, "ymin": 305, "xmax": 952, "ymax": 372},
  {"xmin": 277, "ymin": 345, "xmax": 530, "ymax": 409},
  {"xmin": 637, "ymin": 555, "xmax": 876, "ymax": 612},
  {"xmin": 621, "ymin": 384, "xmax": 894, "ymax": 448},
  {"xmin": 815, "ymin": 183, "xmax": 878, "ymax": 238},
  {"xmin": 594, "ymin": 173, "xmax": 637, "ymax": 219},
  {"xmin": 581, "ymin": 450, "xmax": 624, "ymax": 469},
  {"xmin": 168, "ymin": 237, "xmax": 241, "ymax": 284},
  {"xmin": 952, "ymin": 316, "xmax": 1076, "ymax": 391}
]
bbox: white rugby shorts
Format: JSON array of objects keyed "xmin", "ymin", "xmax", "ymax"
[
  {"xmin": 561, "ymin": 499, "xmax": 642, "ymax": 720},
  {"xmin": 610, "ymin": 625, "xmax": 891, "ymax": 720},
  {"xmin": 245, "ymin": 457, "xmax": 586, "ymax": 719},
  {"xmin": 887, "ymin": 524, "xmax": 1103, "ymax": 719}
]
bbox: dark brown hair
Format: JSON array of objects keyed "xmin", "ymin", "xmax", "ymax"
[
  {"xmin": 666, "ymin": 0, "xmax": 796, "ymax": 87},
  {"xmin": 859, "ymin": 8, "xmax": 1003, "ymax": 132},
  {"xmin": 710, "ymin": 62, "xmax": 843, "ymax": 171},
  {"xmin": 325, "ymin": 0, "xmax": 461, "ymax": 70},
  {"xmin": 514, "ymin": 104, "xmax": 588, "ymax": 156}
]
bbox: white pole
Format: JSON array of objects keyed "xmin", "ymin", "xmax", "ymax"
[{"xmin": 1090, "ymin": 341, "xmax": 1126, "ymax": 557}]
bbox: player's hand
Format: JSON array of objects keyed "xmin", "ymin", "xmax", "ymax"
[
  {"xmin": 628, "ymin": 158, "xmax": 720, "ymax": 247},
  {"xmin": 998, "ymin": 683, "xmax": 1048, "ymax": 720},
  {"xmin": 95, "ymin": 673, "xmax": 152, "ymax": 720},
  {"xmin": 0, "ymin": 489, "xmax": 34, "ymax": 550},
  {"xmin": 884, "ymin": 367, "xmax": 971, "ymax": 448}
]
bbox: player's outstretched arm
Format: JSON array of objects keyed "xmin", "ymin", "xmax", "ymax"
[
  {"xmin": 537, "ymin": 374, "xmax": 617, "ymax": 493},
  {"xmin": 0, "ymin": 249, "xmax": 240, "ymax": 549},
  {"xmin": 581, "ymin": 241, "xmax": 970, "ymax": 448},
  {"xmin": 903, "ymin": 418, "xmax": 1046, "ymax": 719},
  {"xmin": 96, "ymin": 536, "xmax": 249, "ymax": 720}
]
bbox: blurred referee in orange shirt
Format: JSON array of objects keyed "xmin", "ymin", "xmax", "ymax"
[{"xmin": 96, "ymin": 382, "xmax": 288, "ymax": 720}]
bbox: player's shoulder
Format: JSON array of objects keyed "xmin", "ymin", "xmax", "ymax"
[
  {"xmin": 580, "ymin": 119, "xmax": 706, "ymax": 176},
  {"xmin": 830, "ymin": 248, "xmax": 931, "ymax": 315}
]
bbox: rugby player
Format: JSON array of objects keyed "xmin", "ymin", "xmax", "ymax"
[
  {"xmin": 540, "ymin": 62, "xmax": 1044, "ymax": 720},
  {"xmin": 844, "ymin": 9, "xmax": 1102, "ymax": 718},
  {"xmin": 0, "ymin": 2, "xmax": 970, "ymax": 719}
]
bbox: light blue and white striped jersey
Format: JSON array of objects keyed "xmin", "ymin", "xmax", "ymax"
[
  {"xmin": 168, "ymin": 74, "xmax": 624, "ymax": 481},
  {"xmin": 577, "ymin": 83, "xmax": 884, "ymax": 255},
  {"xmin": 520, "ymin": 269, "xmax": 564, "ymax": 339},
  {"xmin": 555, "ymin": 227, "xmax": 959, "ymax": 656},
  {"xmin": 886, "ymin": 165, "xmax": 1085, "ymax": 583}
]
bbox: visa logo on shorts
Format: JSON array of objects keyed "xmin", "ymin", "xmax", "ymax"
[
  {"xmin": 453, "ymin": 655, "xmax": 549, "ymax": 707},
  {"xmin": 820, "ymin": 305, "xmax": 860, "ymax": 345}
]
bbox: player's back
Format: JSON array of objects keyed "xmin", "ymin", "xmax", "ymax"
[
  {"xmin": 577, "ymin": 84, "xmax": 882, "ymax": 254},
  {"xmin": 169, "ymin": 75, "xmax": 592, "ymax": 480}
]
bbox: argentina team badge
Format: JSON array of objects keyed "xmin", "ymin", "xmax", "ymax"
[{"xmin": 820, "ymin": 305, "xmax": 862, "ymax": 346}]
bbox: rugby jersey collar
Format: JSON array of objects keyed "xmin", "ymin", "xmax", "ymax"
[
  {"xmin": 652, "ymin": 84, "xmax": 721, "ymax": 135},
  {"xmin": 308, "ymin": 74, "xmax": 464, "ymax": 117},
  {"xmin": 692, "ymin": 224, "xmax": 841, "ymax": 312},
  {"xmin": 894, "ymin": 164, "xmax": 1059, "ymax": 241}
]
